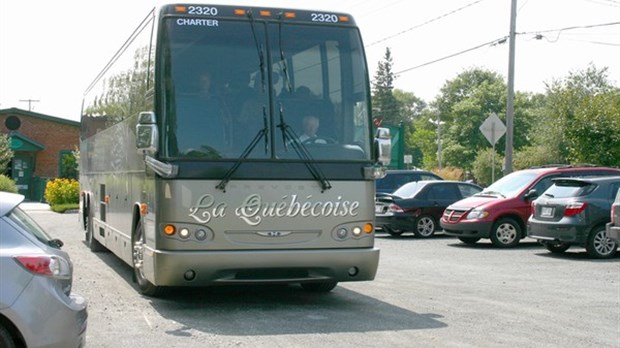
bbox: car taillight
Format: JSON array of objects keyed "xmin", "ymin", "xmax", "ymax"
[
  {"xmin": 388, "ymin": 203, "xmax": 404, "ymax": 213},
  {"xmin": 14, "ymin": 255, "xmax": 71, "ymax": 279},
  {"xmin": 531, "ymin": 201, "xmax": 536, "ymax": 216},
  {"xmin": 564, "ymin": 202, "xmax": 587, "ymax": 217},
  {"xmin": 612, "ymin": 206, "xmax": 618, "ymax": 224}
]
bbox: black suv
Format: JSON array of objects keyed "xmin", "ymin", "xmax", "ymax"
[
  {"xmin": 528, "ymin": 176, "xmax": 620, "ymax": 258},
  {"xmin": 376, "ymin": 169, "xmax": 443, "ymax": 194}
]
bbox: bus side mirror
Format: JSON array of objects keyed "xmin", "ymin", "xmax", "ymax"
[
  {"xmin": 136, "ymin": 111, "xmax": 159, "ymax": 156},
  {"xmin": 374, "ymin": 127, "xmax": 391, "ymax": 166}
]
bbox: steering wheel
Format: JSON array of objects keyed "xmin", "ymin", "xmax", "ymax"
[{"xmin": 302, "ymin": 136, "xmax": 337, "ymax": 145}]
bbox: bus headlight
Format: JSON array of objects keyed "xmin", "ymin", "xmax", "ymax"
[
  {"xmin": 352, "ymin": 226, "xmax": 362, "ymax": 236},
  {"xmin": 179, "ymin": 228, "xmax": 190, "ymax": 239}
]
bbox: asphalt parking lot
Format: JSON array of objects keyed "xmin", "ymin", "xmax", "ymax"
[{"xmin": 27, "ymin": 209, "xmax": 620, "ymax": 348}]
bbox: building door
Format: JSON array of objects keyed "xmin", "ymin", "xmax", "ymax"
[{"xmin": 12, "ymin": 154, "xmax": 34, "ymax": 199}]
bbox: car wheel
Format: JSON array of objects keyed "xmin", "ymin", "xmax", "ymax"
[
  {"xmin": 133, "ymin": 219, "xmax": 163, "ymax": 296},
  {"xmin": 384, "ymin": 225, "xmax": 404, "ymax": 237},
  {"xmin": 458, "ymin": 237, "xmax": 480, "ymax": 245},
  {"xmin": 542, "ymin": 241, "xmax": 570, "ymax": 254},
  {"xmin": 413, "ymin": 215, "xmax": 435, "ymax": 238},
  {"xmin": 586, "ymin": 226, "xmax": 617, "ymax": 259},
  {"xmin": 490, "ymin": 218, "xmax": 521, "ymax": 248},
  {"xmin": 0, "ymin": 324, "xmax": 17, "ymax": 348},
  {"xmin": 301, "ymin": 281, "xmax": 338, "ymax": 292}
]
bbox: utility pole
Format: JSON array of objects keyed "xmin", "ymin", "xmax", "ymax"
[
  {"xmin": 19, "ymin": 99, "xmax": 40, "ymax": 111},
  {"xmin": 504, "ymin": 0, "xmax": 517, "ymax": 175}
]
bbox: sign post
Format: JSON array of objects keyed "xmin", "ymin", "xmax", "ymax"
[{"xmin": 479, "ymin": 113, "xmax": 507, "ymax": 183}]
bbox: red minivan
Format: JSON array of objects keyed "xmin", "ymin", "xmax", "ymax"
[{"xmin": 440, "ymin": 165, "xmax": 620, "ymax": 247}]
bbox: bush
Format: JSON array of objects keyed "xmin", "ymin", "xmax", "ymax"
[
  {"xmin": 44, "ymin": 178, "xmax": 79, "ymax": 205},
  {"xmin": 433, "ymin": 167, "xmax": 464, "ymax": 181},
  {"xmin": 0, "ymin": 174, "xmax": 18, "ymax": 193}
]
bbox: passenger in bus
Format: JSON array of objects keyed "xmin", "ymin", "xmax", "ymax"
[{"xmin": 176, "ymin": 70, "xmax": 229, "ymax": 157}]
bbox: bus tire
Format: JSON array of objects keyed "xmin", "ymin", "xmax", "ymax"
[
  {"xmin": 301, "ymin": 281, "xmax": 338, "ymax": 293},
  {"xmin": 84, "ymin": 201, "xmax": 105, "ymax": 252},
  {"xmin": 132, "ymin": 219, "xmax": 163, "ymax": 297}
]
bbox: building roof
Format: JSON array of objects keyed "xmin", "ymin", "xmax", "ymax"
[{"xmin": 0, "ymin": 107, "xmax": 79, "ymax": 127}]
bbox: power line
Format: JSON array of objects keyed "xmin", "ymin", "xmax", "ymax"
[
  {"xmin": 366, "ymin": 0, "xmax": 486, "ymax": 47},
  {"xmin": 393, "ymin": 21, "xmax": 620, "ymax": 76},
  {"xmin": 394, "ymin": 37, "xmax": 507, "ymax": 75}
]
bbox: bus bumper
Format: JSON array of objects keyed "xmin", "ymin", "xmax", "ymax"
[{"xmin": 145, "ymin": 247, "xmax": 380, "ymax": 286}]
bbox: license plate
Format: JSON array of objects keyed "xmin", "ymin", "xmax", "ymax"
[{"xmin": 541, "ymin": 206, "xmax": 554, "ymax": 217}]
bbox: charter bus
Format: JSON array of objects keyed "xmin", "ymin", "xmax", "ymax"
[{"xmin": 79, "ymin": 3, "xmax": 390, "ymax": 296}]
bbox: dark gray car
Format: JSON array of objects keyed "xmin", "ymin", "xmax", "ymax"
[
  {"xmin": 606, "ymin": 188, "xmax": 620, "ymax": 245},
  {"xmin": 527, "ymin": 176, "xmax": 620, "ymax": 258},
  {"xmin": 0, "ymin": 192, "xmax": 87, "ymax": 347}
]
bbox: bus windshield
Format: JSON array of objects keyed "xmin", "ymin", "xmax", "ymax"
[{"xmin": 161, "ymin": 18, "xmax": 371, "ymax": 161}]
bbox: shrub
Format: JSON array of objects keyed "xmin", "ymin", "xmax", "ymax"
[
  {"xmin": 44, "ymin": 178, "xmax": 79, "ymax": 205},
  {"xmin": 0, "ymin": 174, "xmax": 18, "ymax": 193},
  {"xmin": 433, "ymin": 167, "xmax": 464, "ymax": 181}
]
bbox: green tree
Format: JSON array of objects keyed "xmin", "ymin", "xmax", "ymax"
[
  {"xmin": 372, "ymin": 48, "xmax": 402, "ymax": 126},
  {"xmin": 472, "ymin": 148, "xmax": 504, "ymax": 187},
  {"xmin": 0, "ymin": 133, "xmax": 13, "ymax": 174},
  {"xmin": 431, "ymin": 68, "xmax": 536, "ymax": 171},
  {"xmin": 535, "ymin": 65, "xmax": 619, "ymax": 166}
]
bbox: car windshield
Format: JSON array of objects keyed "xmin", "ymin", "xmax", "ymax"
[
  {"xmin": 478, "ymin": 171, "xmax": 540, "ymax": 198},
  {"xmin": 393, "ymin": 182, "xmax": 425, "ymax": 198},
  {"xmin": 543, "ymin": 181, "xmax": 596, "ymax": 198},
  {"xmin": 8, "ymin": 206, "xmax": 54, "ymax": 244}
]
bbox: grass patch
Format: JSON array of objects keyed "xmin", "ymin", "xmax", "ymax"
[{"xmin": 50, "ymin": 203, "xmax": 79, "ymax": 213}]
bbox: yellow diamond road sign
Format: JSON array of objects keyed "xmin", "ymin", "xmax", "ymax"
[{"xmin": 479, "ymin": 112, "xmax": 506, "ymax": 145}]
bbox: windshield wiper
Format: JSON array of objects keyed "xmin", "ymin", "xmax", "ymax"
[
  {"xmin": 246, "ymin": 10, "xmax": 266, "ymax": 93},
  {"xmin": 277, "ymin": 13, "xmax": 293, "ymax": 93},
  {"xmin": 216, "ymin": 106, "xmax": 269, "ymax": 191},
  {"xmin": 277, "ymin": 103, "xmax": 331, "ymax": 192},
  {"xmin": 475, "ymin": 190, "xmax": 506, "ymax": 198}
]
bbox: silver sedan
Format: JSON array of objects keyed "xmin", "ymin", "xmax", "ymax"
[{"xmin": 0, "ymin": 192, "xmax": 87, "ymax": 348}]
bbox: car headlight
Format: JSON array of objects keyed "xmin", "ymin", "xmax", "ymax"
[{"xmin": 466, "ymin": 208, "xmax": 489, "ymax": 220}]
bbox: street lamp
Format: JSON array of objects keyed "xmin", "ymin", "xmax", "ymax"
[{"xmin": 429, "ymin": 117, "xmax": 445, "ymax": 169}]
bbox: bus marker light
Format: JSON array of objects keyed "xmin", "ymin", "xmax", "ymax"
[
  {"xmin": 163, "ymin": 224, "xmax": 176, "ymax": 236},
  {"xmin": 179, "ymin": 228, "xmax": 190, "ymax": 239},
  {"xmin": 259, "ymin": 10, "xmax": 271, "ymax": 17},
  {"xmin": 363, "ymin": 223, "xmax": 373, "ymax": 233},
  {"xmin": 175, "ymin": 6, "xmax": 187, "ymax": 13},
  {"xmin": 234, "ymin": 9, "xmax": 245, "ymax": 16},
  {"xmin": 195, "ymin": 229, "xmax": 207, "ymax": 241},
  {"xmin": 352, "ymin": 227, "xmax": 362, "ymax": 236},
  {"xmin": 284, "ymin": 12, "xmax": 296, "ymax": 19},
  {"xmin": 184, "ymin": 270, "xmax": 196, "ymax": 281},
  {"xmin": 336, "ymin": 228, "xmax": 348, "ymax": 239},
  {"xmin": 339, "ymin": 16, "xmax": 350, "ymax": 22}
]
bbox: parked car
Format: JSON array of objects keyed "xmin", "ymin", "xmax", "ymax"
[
  {"xmin": 607, "ymin": 188, "xmax": 620, "ymax": 245},
  {"xmin": 376, "ymin": 180, "xmax": 482, "ymax": 237},
  {"xmin": 440, "ymin": 165, "xmax": 620, "ymax": 248},
  {"xmin": 0, "ymin": 192, "xmax": 87, "ymax": 348},
  {"xmin": 527, "ymin": 176, "xmax": 620, "ymax": 258},
  {"xmin": 376, "ymin": 169, "xmax": 443, "ymax": 194}
]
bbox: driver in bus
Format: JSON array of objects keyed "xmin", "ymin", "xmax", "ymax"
[{"xmin": 298, "ymin": 115, "xmax": 327, "ymax": 144}]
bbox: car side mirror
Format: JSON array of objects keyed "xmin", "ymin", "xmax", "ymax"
[
  {"xmin": 374, "ymin": 127, "xmax": 391, "ymax": 166},
  {"xmin": 136, "ymin": 111, "xmax": 159, "ymax": 156},
  {"xmin": 524, "ymin": 189, "xmax": 538, "ymax": 201},
  {"xmin": 48, "ymin": 238, "xmax": 64, "ymax": 249}
]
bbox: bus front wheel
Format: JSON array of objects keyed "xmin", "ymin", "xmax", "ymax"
[
  {"xmin": 301, "ymin": 281, "xmax": 338, "ymax": 292},
  {"xmin": 132, "ymin": 220, "xmax": 163, "ymax": 297}
]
